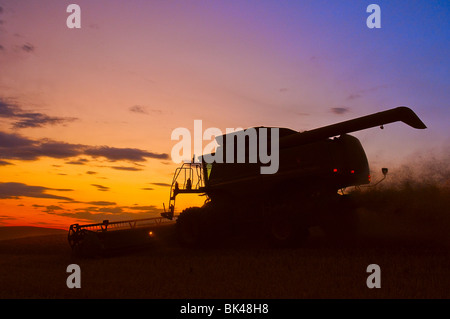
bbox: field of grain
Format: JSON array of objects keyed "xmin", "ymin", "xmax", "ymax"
[{"xmin": 1, "ymin": 183, "xmax": 449, "ymax": 299}]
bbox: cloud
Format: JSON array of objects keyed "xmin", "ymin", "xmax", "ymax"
[
  {"xmin": 345, "ymin": 85, "xmax": 388, "ymax": 101},
  {"xmin": 330, "ymin": 107, "xmax": 350, "ymax": 115},
  {"xmin": 0, "ymin": 131, "xmax": 34, "ymax": 148},
  {"xmin": 97, "ymin": 206, "xmax": 124, "ymax": 214},
  {"xmin": 86, "ymin": 171, "xmax": 97, "ymax": 175},
  {"xmin": 66, "ymin": 158, "xmax": 89, "ymax": 165},
  {"xmin": 0, "ymin": 160, "xmax": 12, "ymax": 166},
  {"xmin": 111, "ymin": 166, "xmax": 142, "ymax": 171},
  {"xmin": 346, "ymin": 94, "xmax": 361, "ymax": 101},
  {"xmin": 0, "ymin": 98, "xmax": 77, "ymax": 129},
  {"xmin": 85, "ymin": 146, "xmax": 168, "ymax": 161},
  {"xmin": 91, "ymin": 184, "xmax": 110, "ymax": 192},
  {"xmin": 1, "ymin": 139, "xmax": 86, "ymax": 161},
  {"xmin": 129, "ymin": 105, "xmax": 148, "ymax": 114},
  {"xmin": 39, "ymin": 200, "xmax": 163, "ymax": 223},
  {"xmin": 141, "ymin": 187, "xmax": 154, "ymax": 191},
  {"xmin": 88, "ymin": 23, "xmax": 100, "ymax": 30},
  {"xmin": 129, "ymin": 105, "xmax": 162, "ymax": 115},
  {"xmin": 150, "ymin": 182, "xmax": 171, "ymax": 187},
  {"xmin": 127, "ymin": 205, "xmax": 159, "ymax": 211},
  {"xmin": 13, "ymin": 113, "xmax": 76, "ymax": 128},
  {"xmin": 0, "ymin": 182, "xmax": 74, "ymax": 201},
  {"xmin": 38, "ymin": 142, "xmax": 85, "ymax": 159},
  {"xmin": 21, "ymin": 43, "xmax": 35, "ymax": 53},
  {"xmin": 0, "ymin": 131, "xmax": 169, "ymax": 162},
  {"xmin": 52, "ymin": 206, "xmax": 162, "ymax": 223},
  {"xmin": 44, "ymin": 205, "xmax": 63, "ymax": 213},
  {"xmin": 86, "ymin": 201, "xmax": 116, "ymax": 206},
  {"xmin": 0, "ymin": 215, "xmax": 17, "ymax": 222}
]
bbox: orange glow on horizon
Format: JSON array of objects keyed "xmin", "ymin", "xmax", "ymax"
[{"xmin": 0, "ymin": 1, "xmax": 445, "ymax": 229}]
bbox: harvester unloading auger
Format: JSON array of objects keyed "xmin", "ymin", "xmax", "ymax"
[{"xmin": 68, "ymin": 106, "xmax": 426, "ymax": 254}]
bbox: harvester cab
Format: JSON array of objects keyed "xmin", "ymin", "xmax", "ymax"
[{"xmin": 161, "ymin": 161, "xmax": 206, "ymax": 220}]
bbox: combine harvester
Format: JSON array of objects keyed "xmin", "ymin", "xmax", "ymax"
[{"xmin": 68, "ymin": 106, "xmax": 426, "ymax": 255}]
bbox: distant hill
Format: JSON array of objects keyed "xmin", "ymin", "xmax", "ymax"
[{"xmin": 0, "ymin": 226, "xmax": 66, "ymax": 241}]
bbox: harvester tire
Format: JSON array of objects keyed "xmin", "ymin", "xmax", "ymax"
[
  {"xmin": 320, "ymin": 195, "xmax": 358, "ymax": 243},
  {"xmin": 269, "ymin": 221, "xmax": 309, "ymax": 248},
  {"xmin": 176, "ymin": 207, "xmax": 203, "ymax": 248},
  {"xmin": 266, "ymin": 203, "xmax": 309, "ymax": 248},
  {"xmin": 176, "ymin": 204, "xmax": 229, "ymax": 248}
]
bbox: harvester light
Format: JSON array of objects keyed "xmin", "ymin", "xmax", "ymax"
[{"xmin": 148, "ymin": 231, "xmax": 154, "ymax": 237}]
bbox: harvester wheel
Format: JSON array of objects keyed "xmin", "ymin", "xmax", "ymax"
[
  {"xmin": 320, "ymin": 195, "xmax": 358, "ymax": 243},
  {"xmin": 269, "ymin": 221, "xmax": 309, "ymax": 248},
  {"xmin": 266, "ymin": 204, "xmax": 309, "ymax": 248},
  {"xmin": 176, "ymin": 207, "xmax": 203, "ymax": 247},
  {"xmin": 270, "ymin": 217, "xmax": 293, "ymax": 242}
]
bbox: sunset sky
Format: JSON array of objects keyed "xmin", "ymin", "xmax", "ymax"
[{"xmin": 0, "ymin": 0, "xmax": 448, "ymax": 228}]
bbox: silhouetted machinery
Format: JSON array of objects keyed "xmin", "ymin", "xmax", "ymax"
[
  {"xmin": 68, "ymin": 106, "xmax": 426, "ymax": 255},
  {"xmin": 162, "ymin": 106, "xmax": 426, "ymax": 247}
]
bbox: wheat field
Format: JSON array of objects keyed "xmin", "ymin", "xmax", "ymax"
[{"xmin": 1, "ymin": 183, "xmax": 449, "ymax": 299}]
